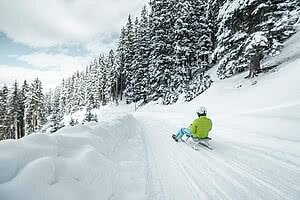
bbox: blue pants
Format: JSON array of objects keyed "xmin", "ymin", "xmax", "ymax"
[{"xmin": 176, "ymin": 128, "xmax": 192, "ymax": 140}]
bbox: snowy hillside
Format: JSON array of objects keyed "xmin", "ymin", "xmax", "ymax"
[{"xmin": 1, "ymin": 34, "xmax": 300, "ymax": 200}]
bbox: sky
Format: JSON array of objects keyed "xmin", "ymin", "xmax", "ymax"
[{"xmin": 0, "ymin": 0, "xmax": 145, "ymax": 91}]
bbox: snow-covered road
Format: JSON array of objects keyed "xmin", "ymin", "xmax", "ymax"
[{"xmin": 137, "ymin": 110, "xmax": 300, "ymax": 200}]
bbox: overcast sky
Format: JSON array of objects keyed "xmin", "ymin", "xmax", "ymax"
[{"xmin": 0, "ymin": 0, "xmax": 145, "ymax": 90}]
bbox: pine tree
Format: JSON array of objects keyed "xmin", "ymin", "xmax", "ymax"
[
  {"xmin": 24, "ymin": 85, "xmax": 34, "ymax": 136},
  {"xmin": 7, "ymin": 81, "xmax": 22, "ymax": 139},
  {"xmin": 76, "ymin": 71, "xmax": 87, "ymax": 112},
  {"xmin": 32, "ymin": 78, "xmax": 46, "ymax": 132},
  {"xmin": 106, "ymin": 49, "xmax": 119, "ymax": 104},
  {"xmin": 86, "ymin": 62, "xmax": 98, "ymax": 110},
  {"xmin": 208, "ymin": 0, "xmax": 226, "ymax": 63},
  {"xmin": 83, "ymin": 111, "xmax": 98, "ymax": 124},
  {"xmin": 69, "ymin": 116, "xmax": 79, "ymax": 126},
  {"xmin": 19, "ymin": 81, "xmax": 30, "ymax": 138},
  {"xmin": 124, "ymin": 15, "xmax": 137, "ymax": 103},
  {"xmin": 173, "ymin": 0, "xmax": 194, "ymax": 95},
  {"xmin": 24, "ymin": 78, "xmax": 46, "ymax": 135},
  {"xmin": 44, "ymin": 89, "xmax": 53, "ymax": 116},
  {"xmin": 66, "ymin": 76, "xmax": 76, "ymax": 114},
  {"xmin": 148, "ymin": 0, "xmax": 176, "ymax": 103},
  {"xmin": 116, "ymin": 27, "xmax": 127, "ymax": 101},
  {"xmin": 98, "ymin": 55, "xmax": 108, "ymax": 105},
  {"xmin": 50, "ymin": 88, "xmax": 64, "ymax": 133},
  {"xmin": 135, "ymin": 5, "xmax": 150, "ymax": 103},
  {"xmin": 59, "ymin": 79, "xmax": 67, "ymax": 114},
  {"xmin": 215, "ymin": 0, "xmax": 299, "ymax": 79},
  {"xmin": 0, "ymin": 86, "xmax": 9, "ymax": 140}
]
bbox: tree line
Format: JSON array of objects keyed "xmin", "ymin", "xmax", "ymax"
[{"xmin": 0, "ymin": 79, "xmax": 46, "ymax": 140}]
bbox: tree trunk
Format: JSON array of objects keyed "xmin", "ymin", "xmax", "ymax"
[
  {"xmin": 115, "ymin": 80, "xmax": 119, "ymax": 105},
  {"xmin": 247, "ymin": 51, "xmax": 262, "ymax": 78},
  {"xmin": 120, "ymin": 74, "xmax": 123, "ymax": 101}
]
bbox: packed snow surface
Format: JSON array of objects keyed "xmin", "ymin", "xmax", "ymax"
[{"xmin": 1, "ymin": 33, "xmax": 300, "ymax": 200}]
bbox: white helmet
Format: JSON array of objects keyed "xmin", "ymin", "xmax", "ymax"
[{"xmin": 196, "ymin": 106, "xmax": 207, "ymax": 116}]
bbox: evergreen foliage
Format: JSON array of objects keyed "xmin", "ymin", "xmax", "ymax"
[
  {"xmin": 215, "ymin": 0, "xmax": 299, "ymax": 79},
  {"xmin": 0, "ymin": 79, "xmax": 46, "ymax": 140},
  {"xmin": 83, "ymin": 111, "xmax": 98, "ymax": 124},
  {"xmin": 49, "ymin": 88, "xmax": 64, "ymax": 133},
  {"xmin": 42, "ymin": 0, "xmax": 299, "ymax": 115},
  {"xmin": 0, "ymin": 86, "xmax": 9, "ymax": 140}
]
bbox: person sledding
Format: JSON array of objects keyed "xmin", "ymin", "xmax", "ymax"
[{"xmin": 172, "ymin": 106, "xmax": 212, "ymax": 143}]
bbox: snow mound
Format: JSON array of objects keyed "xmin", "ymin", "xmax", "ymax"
[{"xmin": 0, "ymin": 114, "xmax": 147, "ymax": 200}]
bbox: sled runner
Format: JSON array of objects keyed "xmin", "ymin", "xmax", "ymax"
[
  {"xmin": 172, "ymin": 134, "xmax": 213, "ymax": 150},
  {"xmin": 186, "ymin": 136, "xmax": 212, "ymax": 150}
]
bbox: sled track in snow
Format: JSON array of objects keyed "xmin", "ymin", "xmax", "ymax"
[{"xmin": 137, "ymin": 113, "xmax": 300, "ymax": 200}]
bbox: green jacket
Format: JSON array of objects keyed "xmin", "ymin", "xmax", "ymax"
[{"xmin": 190, "ymin": 116, "xmax": 212, "ymax": 139}]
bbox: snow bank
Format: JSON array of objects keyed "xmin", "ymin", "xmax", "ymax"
[{"xmin": 0, "ymin": 114, "xmax": 147, "ymax": 200}]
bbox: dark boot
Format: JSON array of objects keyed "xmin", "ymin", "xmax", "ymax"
[{"xmin": 172, "ymin": 134, "xmax": 178, "ymax": 142}]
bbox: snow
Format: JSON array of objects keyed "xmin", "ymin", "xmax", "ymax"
[
  {"xmin": 1, "ymin": 31, "xmax": 300, "ymax": 200},
  {"xmin": 0, "ymin": 114, "xmax": 147, "ymax": 200}
]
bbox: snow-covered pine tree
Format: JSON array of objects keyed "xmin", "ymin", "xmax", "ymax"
[
  {"xmin": 172, "ymin": 1, "xmax": 195, "ymax": 90},
  {"xmin": 194, "ymin": 0, "xmax": 213, "ymax": 72},
  {"xmin": 116, "ymin": 27, "xmax": 127, "ymax": 101},
  {"xmin": 90, "ymin": 61, "xmax": 101, "ymax": 108},
  {"xmin": 49, "ymin": 88, "xmax": 64, "ymax": 133},
  {"xmin": 110, "ymin": 50, "xmax": 121, "ymax": 104},
  {"xmin": 76, "ymin": 71, "xmax": 87, "ymax": 112},
  {"xmin": 30, "ymin": 78, "xmax": 46, "ymax": 133},
  {"xmin": 83, "ymin": 110, "xmax": 98, "ymax": 124},
  {"xmin": 44, "ymin": 89, "xmax": 53, "ymax": 116},
  {"xmin": 173, "ymin": 0, "xmax": 193, "ymax": 97},
  {"xmin": 66, "ymin": 71, "xmax": 81, "ymax": 114},
  {"xmin": 0, "ymin": 86, "xmax": 9, "ymax": 140},
  {"xmin": 214, "ymin": 1, "xmax": 249, "ymax": 79},
  {"xmin": 69, "ymin": 116, "xmax": 79, "ymax": 126},
  {"xmin": 124, "ymin": 15, "xmax": 137, "ymax": 104},
  {"xmin": 165, "ymin": 0, "xmax": 213, "ymax": 102},
  {"xmin": 7, "ymin": 81, "xmax": 23, "ymax": 139},
  {"xmin": 19, "ymin": 80, "xmax": 30, "ymax": 138},
  {"xmin": 215, "ymin": 0, "xmax": 299, "ymax": 79},
  {"xmin": 66, "ymin": 75, "xmax": 76, "ymax": 113},
  {"xmin": 148, "ymin": 0, "xmax": 176, "ymax": 103},
  {"xmin": 86, "ymin": 62, "xmax": 98, "ymax": 110},
  {"xmin": 23, "ymin": 78, "xmax": 46, "ymax": 136},
  {"xmin": 208, "ymin": 0, "xmax": 226, "ymax": 64},
  {"xmin": 98, "ymin": 54, "xmax": 108, "ymax": 105},
  {"xmin": 125, "ymin": 17, "xmax": 140, "ymax": 104},
  {"xmin": 103, "ymin": 54, "xmax": 112, "ymax": 104},
  {"xmin": 24, "ymin": 84, "xmax": 34, "ymax": 136},
  {"xmin": 105, "ymin": 49, "xmax": 118, "ymax": 104},
  {"xmin": 135, "ymin": 5, "xmax": 150, "ymax": 104},
  {"xmin": 59, "ymin": 79, "xmax": 68, "ymax": 114}
]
